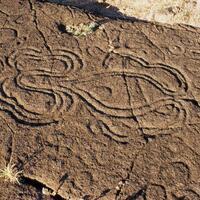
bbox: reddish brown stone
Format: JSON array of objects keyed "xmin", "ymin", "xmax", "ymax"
[{"xmin": 0, "ymin": 1, "xmax": 200, "ymax": 199}]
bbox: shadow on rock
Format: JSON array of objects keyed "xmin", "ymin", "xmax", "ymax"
[{"xmin": 37, "ymin": 0, "xmax": 140, "ymax": 21}]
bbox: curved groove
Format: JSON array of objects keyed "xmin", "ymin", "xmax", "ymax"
[
  {"xmin": 20, "ymin": 68, "xmax": 186, "ymax": 97},
  {"xmin": 98, "ymin": 120, "xmax": 129, "ymax": 144},
  {"xmin": 0, "ymin": 97, "xmax": 55, "ymax": 125},
  {"xmin": 105, "ymin": 53, "xmax": 188, "ymax": 93},
  {"xmin": 8, "ymin": 48, "xmax": 84, "ymax": 75},
  {"xmin": 16, "ymin": 75, "xmax": 67, "ymax": 116},
  {"xmin": 68, "ymin": 84, "xmax": 187, "ymax": 123},
  {"xmin": 65, "ymin": 72, "xmax": 186, "ymax": 96},
  {"xmin": 16, "ymin": 69, "xmax": 188, "ymax": 124}
]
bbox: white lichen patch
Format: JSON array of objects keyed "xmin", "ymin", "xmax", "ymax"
[
  {"xmin": 42, "ymin": 187, "xmax": 56, "ymax": 196},
  {"xmin": 65, "ymin": 22, "xmax": 99, "ymax": 36}
]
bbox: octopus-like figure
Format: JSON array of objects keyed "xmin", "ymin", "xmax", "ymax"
[{"xmin": 0, "ymin": 47, "xmax": 191, "ymax": 133}]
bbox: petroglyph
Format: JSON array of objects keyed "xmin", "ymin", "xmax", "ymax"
[{"xmin": 1, "ymin": 1, "xmax": 200, "ymax": 199}]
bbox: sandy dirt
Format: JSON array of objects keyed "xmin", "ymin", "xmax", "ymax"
[{"xmin": 0, "ymin": 0, "xmax": 200, "ymax": 200}]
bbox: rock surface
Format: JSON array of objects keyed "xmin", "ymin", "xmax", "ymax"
[{"xmin": 0, "ymin": 0, "xmax": 200, "ymax": 199}]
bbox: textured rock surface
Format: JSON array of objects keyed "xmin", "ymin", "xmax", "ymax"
[{"xmin": 0, "ymin": 0, "xmax": 200, "ymax": 199}]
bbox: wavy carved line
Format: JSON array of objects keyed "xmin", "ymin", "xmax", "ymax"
[
  {"xmin": 16, "ymin": 70, "xmax": 188, "ymax": 124},
  {"xmin": 98, "ymin": 120, "xmax": 129, "ymax": 144},
  {"xmin": 8, "ymin": 48, "xmax": 84, "ymax": 74},
  {"xmin": 104, "ymin": 53, "xmax": 188, "ymax": 93},
  {"xmin": 16, "ymin": 75, "xmax": 68, "ymax": 116},
  {"xmin": 17, "ymin": 67, "xmax": 187, "ymax": 97},
  {"xmin": 0, "ymin": 77, "xmax": 67, "ymax": 124},
  {"xmin": 70, "ymin": 72, "xmax": 186, "ymax": 96}
]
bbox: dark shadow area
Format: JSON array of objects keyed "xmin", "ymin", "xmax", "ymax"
[
  {"xmin": 55, "ymin": 172, "xmax": 69, "ymax": 194},
  {"xmin": 37, "ymin": 0, "xmax": 141, "ymax": 22},
  {"xmin": 56, "ymin": 22, "xmax": 68, "ymax": 33},
  {"xmin": 21, "ymin": 176, "xmax": 66, "ymax": 200},
  {"xmin": 126, "ymin": 186, "xmax": 147, "ymax": 200},
  {"xmin": 94, "ymin": 188, "xmax": 111, "ymax": 199}
]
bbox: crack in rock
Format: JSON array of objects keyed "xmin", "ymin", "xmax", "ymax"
[
  {"xmin": 28, "ymin": 0, "xmax": 52, "ymax": 54},
  {"xmin": 21, "ymin": 175, "xmax": 66, "ymax": 200}
]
